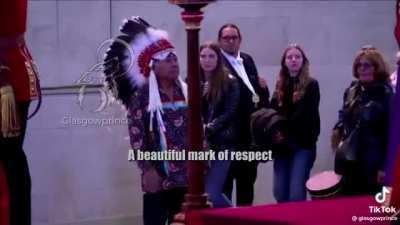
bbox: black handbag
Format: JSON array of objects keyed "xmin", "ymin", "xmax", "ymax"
[
  {"xmin": 334, "ymin": 123, "xmax": 360, "ymax": 175},
  {"xmin": 216, "ymin": 124, "xmax": 236, "ymax": 143},
  {"xmin": 249, "ymin": 108, "xmax": 288, "ymax": 154}
]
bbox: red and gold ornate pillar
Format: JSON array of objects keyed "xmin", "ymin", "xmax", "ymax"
[{"xmin": 169, "ymin": 1, "xmax": 216, "ymax": 224}]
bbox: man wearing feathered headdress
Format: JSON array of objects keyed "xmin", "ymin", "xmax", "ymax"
[{"xmin": 104, "ymin": 17, "xmax": 188, "ymax": 225}]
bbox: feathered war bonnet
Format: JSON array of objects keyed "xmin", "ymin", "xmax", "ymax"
[{"xmin": 103, "ymin": 16, "xmax": 187, "ymax": 133}]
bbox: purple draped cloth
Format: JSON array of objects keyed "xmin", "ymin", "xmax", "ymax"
[{"xmin": 384, "ymin": 67, "xmax": 400, "ymax": 185}]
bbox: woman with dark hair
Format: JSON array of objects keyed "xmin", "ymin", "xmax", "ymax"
[
  {"xmin": 200, "ymin": 42, "xmax": 239, "ymax": 207},
  {"xmin": 332, "ymin": 48, "xmax": 393, "ymax": 195},
  {"xmin": 271, "ymin": 44, "xmax": 320, "ymax": 203}
]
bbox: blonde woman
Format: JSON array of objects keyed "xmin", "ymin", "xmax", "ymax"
[{"xmin": 271, "ymin": 44, "xmax": 320, "ymax": 202}]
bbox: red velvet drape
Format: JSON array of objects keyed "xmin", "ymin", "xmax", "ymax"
[
  {"xmin": 0, "ymin": 162, "xmax": 9, "ymax": 225},
  {"xmin": 390, "ymin": 146, "xmax": 400, "ymax": 209}
]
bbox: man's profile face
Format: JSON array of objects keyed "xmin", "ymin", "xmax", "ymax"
[
  {"xmin": 219, "ymin": 27, "xmax": 241, "ymax": 56},
  {"xmin": 153, "ymin": 53, "xmax": 179, "ymax": 81}
]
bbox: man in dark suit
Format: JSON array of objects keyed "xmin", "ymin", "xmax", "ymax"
[{"xmin": 218, "ymin": 23, "xmax": 270, "ymax": 206}]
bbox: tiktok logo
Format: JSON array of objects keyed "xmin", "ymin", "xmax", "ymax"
[
  {"xmin": 371, "ymin": 187, "xmax": 400, "ymax": 219},
  {"xmin": 375, "ymin": 186, "xmax": 391, "ymax": 204}
]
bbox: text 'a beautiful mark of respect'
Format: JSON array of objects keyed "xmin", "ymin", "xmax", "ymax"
[{"xmin": 128, "ymin": 149, "xmax": 273, "ymax": 162}]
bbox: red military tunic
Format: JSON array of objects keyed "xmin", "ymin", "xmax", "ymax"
[
  {"xmin": 0, "ymin": 0, "xmax": 39, "ymax": 102},
  {"xmin": 0, "ymin": 0, "xmax": 27, "ymax": 36}
]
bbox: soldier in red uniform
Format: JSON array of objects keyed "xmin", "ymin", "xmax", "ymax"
[{"xmin": 0, "ymin": 0, "xmax": 40, "ymax": 225}]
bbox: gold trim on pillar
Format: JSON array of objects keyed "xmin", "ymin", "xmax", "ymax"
[{"xmin": 181, "ymin": 11, "xmax": 203, "ymax": 30}]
